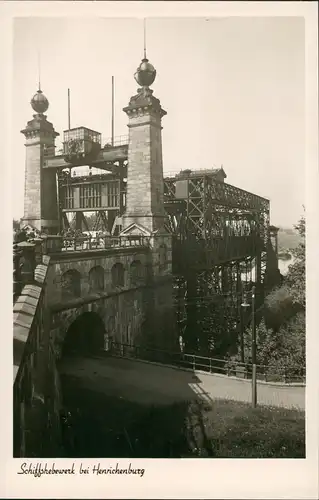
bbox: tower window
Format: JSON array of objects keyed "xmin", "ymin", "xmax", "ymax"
[{"xmin": 80, "ymin": 184, "xmax": 101, "ymax": 209}]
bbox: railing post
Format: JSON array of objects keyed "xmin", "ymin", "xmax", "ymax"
[
  {"xmin": 193, "ymin": 355, "xmax": 195, "ymax": 371},
  {"xmin": 209, "ymin": 357, "xmax": 212, "ymax": 373},
  {"xmin": 73, "ymin": 237, "xmax": 76, "ymax": 251}
]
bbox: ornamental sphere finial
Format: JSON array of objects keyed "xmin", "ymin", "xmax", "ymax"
[
  {"xmin": 31, "ymin": 89, "xmax": 49, "ymax": 114},
  {"xmin": 134, "ymin": 57, "xmax": 156, "ymax": 88}
]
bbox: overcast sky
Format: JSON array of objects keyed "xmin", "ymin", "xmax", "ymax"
[{"xmin": 12, "ymin": 16, "xmax": 305, "ymax": 227}]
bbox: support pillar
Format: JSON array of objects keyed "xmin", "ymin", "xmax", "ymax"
[
  {"xmin": 21, "ymin": 89, "xmax": 59, "ymax": 234},
  {"xmin": 122, "ymin": 68, "xmax": 167, "ymax": 234}
]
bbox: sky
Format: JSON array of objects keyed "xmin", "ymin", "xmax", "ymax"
[{"xmin": 12, "ymin": 16, "xmax": 305, "ymax": 227}]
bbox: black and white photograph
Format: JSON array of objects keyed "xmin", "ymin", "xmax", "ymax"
[{"xmin": 5, "ymin": 1, "xmax": 318, "ymax": 497}]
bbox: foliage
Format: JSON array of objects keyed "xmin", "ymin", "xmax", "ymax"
[
  {"xmin": 264, "ymin": 285, "xmax": 302, "ymax": 331},
  {"xmin": 85, "ymin": 213, "xmax": 99, "ymax": 231},
  {"xmin": 236, "ymin": 312, "xmax": 305, "ymax": 379},
  {"xmin": 185, "ymin": 399, "xmax": 304, "ymax": 458},
  {"xmin": 265, "ymin": 214, "xmax": 305, "ymax": 328},
  {"xmin": 60, "ymin": 228, "xmax": 86, "ymax": 237},
  {"xmin": 226, "ymin": 215, "xmax": 306, "ymax": 377},
  {"xmin": 285, "ymin": 215, "xmax": 305, "ymax": 308}
]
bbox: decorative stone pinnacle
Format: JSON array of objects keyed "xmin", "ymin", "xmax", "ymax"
[
  {"xmin": 134, "ymin": 58, "xmax": 156, "ymax": 88},
  {"xmin": 31, "ymin": 89, "xmax": 49, "ymax": 114}
]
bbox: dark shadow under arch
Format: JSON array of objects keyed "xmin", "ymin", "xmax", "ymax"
[
  {"xmin": 111, "ymin": 262, "xmax": 125, "ymax": 287},
  {"xmin": 61, "ymin": 269, "xmax": 81, "ymax": 300},
  {"xmin": 130, "ymin": 259, "xmax": 144, "ymax": 286},
  {"xmin": 62, "ymin": 312, "xmax": 105, "ymax": 358},
  {"xmin": 89, "ymin": 266, "xmax": 105, "ymax": 292}
]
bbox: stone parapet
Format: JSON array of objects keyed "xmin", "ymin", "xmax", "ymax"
[{"xmin": 13, "ymin": 256, "xmax": 63, "ymax": 457}]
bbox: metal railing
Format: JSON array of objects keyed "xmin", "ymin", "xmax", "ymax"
[
  {"xmin": 109, "ymin": 341, "xmax": 306, "ymax": 384},
  {"xmin": 42, "ymin": 234, "xmax": 150, "ymax": 254},
  {"xmin": 103, "ymin": 135, "xmax": 129, "ymax": 147},
  {"xmin": 163, "ymin": 168, "xmax": 224, "ymax": 179}
]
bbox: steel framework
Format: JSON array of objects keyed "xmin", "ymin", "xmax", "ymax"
[{"xmin": 46, "ymin": 138, "xmax": 278, "ymax": 356}]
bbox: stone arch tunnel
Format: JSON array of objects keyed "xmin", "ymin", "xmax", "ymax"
[{"xmin": 61, "ymin": 312, "xmax": 106, "ymax": 358}]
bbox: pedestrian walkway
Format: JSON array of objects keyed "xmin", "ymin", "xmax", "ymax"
[{"xmin": 59, "ymin": 355, "xmax": 305, "ymax": 410}]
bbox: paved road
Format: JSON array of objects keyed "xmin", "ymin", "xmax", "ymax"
[{"xmin": 59, "ymin": 355, "xmax": 305, "ymax": 410}]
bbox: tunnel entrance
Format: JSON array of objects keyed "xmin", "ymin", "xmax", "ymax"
[{"xmin": 62, "ymin": 312, "xmax": 105, "ymax": 358}]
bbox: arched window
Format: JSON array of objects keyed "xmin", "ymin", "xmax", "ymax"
[
  {"xmin": 89, "ymin": 266, "xmax": 104, "ymax": 292},
  {"xmin": 130, "ymin": 260, "xmax": 144, "ymax": 287},
  {"xmin": 159, "ymin": 244, "xmax": 167, "ymax": 272},
  {"xmin": 61, "ymin": 269, "xmax": 81, "ymax": 299},
  {"xmin": 111, "ymin": 263, "xmax": 125, "ymax": 287}
]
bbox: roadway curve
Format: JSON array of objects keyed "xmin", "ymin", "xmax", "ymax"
[{"xmin": 59, "ymin": 355, "xmax": 305, "ymax": 410}]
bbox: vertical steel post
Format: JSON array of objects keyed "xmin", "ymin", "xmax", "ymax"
[
  {"xmin": 68, "ymin": 88, "xmax": 71, "ymax": 130},
  {"xmin": 111, "ymin": 76, "xmax": 114, "ymax": 147}
]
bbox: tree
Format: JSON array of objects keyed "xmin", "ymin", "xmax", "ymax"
[
  {"xmin": 227, "ymin": 215, "xmax": 306, "ymax": 380},
  {"xmin": 285, "ymin": 215, "xmax": 305, "ymax": 307},
  {"xmin": 239, "ymin": 312, "xmax": 305, "ymax": 379},
  {"xmin": 264, "ymin": 214, "xmax": 305, "ymax": 329}
]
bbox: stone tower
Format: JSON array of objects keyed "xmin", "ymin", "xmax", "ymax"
[
  {"xmin": 21, "ymin": 88, "xmax": 59, "ymax": 234},
  {"xmin": 122, "ymin": 54, "xmax": 167, "ymax": 233}
]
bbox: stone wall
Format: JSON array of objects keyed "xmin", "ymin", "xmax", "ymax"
[
  {"xmin": 46, "ymin": 240, "xmax": 176, "ymax": 357},
  {"xmin": 46, "ymin": 248, "xmax": 151, "ymax": 305},
  {"xmin": 49, "ymin": 275, "xmax": 176, "ymax": 359},
  {"xmin": 13, "ymin": 255, "xmax": 63, "ymax": 457},
  {"xmin": 46, "ymin": 241, "xmax": 172, "ymax": 305},
  {"xmin": 13, "ymin": 239, "xmax": 176, "ymax": 455},
  {"xmin": 49, "ymin": 286, "xmax": 149, "ymax": 359}
]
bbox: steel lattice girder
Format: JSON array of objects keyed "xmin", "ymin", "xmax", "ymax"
[
  {"xmin": 164, "ymin": 175, "xmax": 269, "ymax": 211},
  {"xmin": 57, "ymin": 169, "xmax": 270, "ymax": 275},
  {"xmin": 164, "ymin": 176, "xmax": 269, "ymax": 240},
  {"xmin": 164, "ymin": 174, "xmax": 270, "ymax": 269}
]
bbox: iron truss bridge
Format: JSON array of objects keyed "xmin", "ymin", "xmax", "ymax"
[{"xmin": 44, "ymin": 142, "xmax": 279, "ymax": 355}]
